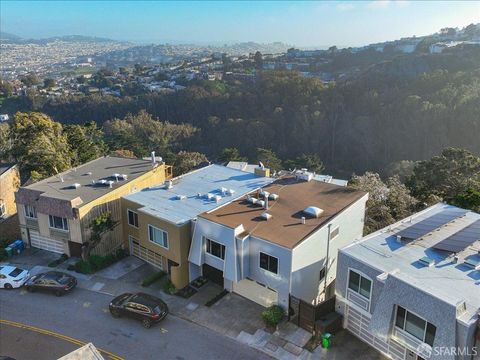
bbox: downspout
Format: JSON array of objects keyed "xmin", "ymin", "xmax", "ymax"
[{"xmin": 323, "ymin": 223, "xmax": 332, "ymax": 301}]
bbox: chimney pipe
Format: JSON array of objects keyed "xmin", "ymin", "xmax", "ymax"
[
  {"xmin": 151, "ymin": 151, "xmax": 156, "ymax": 166},
  {"xmin": 301, "ymin": 216, "xmax": 306, "ymax": 225}
]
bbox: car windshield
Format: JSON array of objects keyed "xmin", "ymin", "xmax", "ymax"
[
  {"xmin": 57, "ymin": 274, "xmax": 71, "ymax": 284},
  {"xmin": 9, "ymin": 268, "xmax": 24, "ymax": 277}
]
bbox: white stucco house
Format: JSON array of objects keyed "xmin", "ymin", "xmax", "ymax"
[{"xmin": 188, "ymin": 172, "xmax": 368, "ymax": 314}]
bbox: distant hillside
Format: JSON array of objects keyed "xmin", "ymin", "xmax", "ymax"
[
  {"xmin": 0, "ymin": 32, "xmax": 128, "ymax": 45},
  {"xmin": 0, "ymin": 31, "xmax": 23, "ymax": 42}
]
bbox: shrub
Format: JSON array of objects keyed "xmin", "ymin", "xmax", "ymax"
[
  {"xmin": 141, "ymin": 271, "xmax": 165, "ymax": 287},
  {"xmin": 162, "ymin": 279, "xmax": 176, "ymax": 295},
  {"xmin": 262, "ymin": 305, "xmax": 285, "ymax": 328},
  {"xmin": 71, "ymin": 248, "xmax": 127, "ymax": 274},
  {"xmin": 74, "ymin": 260, "xmax": 95, "ymax": 274}
]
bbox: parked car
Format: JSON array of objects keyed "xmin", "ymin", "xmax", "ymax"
[
  {"xmin": 25, "ymin": 271, "xmax": 77, "ymax": 296},
  {"xmin": 109, "ymin": 292, "xmax": 168, "ymax": 328},
  {"xmin": 0, "ymin": 265, "xmax": 29, "ymax": 289}
]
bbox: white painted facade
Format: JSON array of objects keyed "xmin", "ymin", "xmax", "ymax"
[{"xmin": 188, "ymin": 194, "xmax": 368, "ymax": 309}]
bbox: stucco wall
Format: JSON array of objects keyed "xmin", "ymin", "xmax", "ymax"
[{"xmin": 0, "ymin": 165, "xmax": 20, "ymax": 217}]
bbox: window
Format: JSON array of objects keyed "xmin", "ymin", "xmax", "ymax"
[
  {"xmin": 330, "ymin": 226, "xmax": 340, "ymax": 240},
  {"xmin": 148, "ymin": 225, "xmax": 168, "ymax": 249},
  {"xmin": 0, "ymin": 201, "xmax": 5, "ymax": 218},
  {"xmin": 348, "ymin": 270, "xmax": 372, "ymax": 299},
  {"xmin": 24, "ymin": 205, "xmax": 37, "ymax": 219},
  {"xmin": 260, "ymin": 252, "xmax": 278, "ymax": 274},
  {"xmin": 127, "ymin": 209, "xmax": 138, "ymax": 228},
  {"xmin": 395, "ymin": 306, "xmax": 436, "ymax": 346},
  {"xmin": 319, "ymin": 266, "xmax": 326, "ymax": 282},
  {"xmin": 206, "ymin": 238, "xmax": 225, "ymax": 260},
  {"xmin": 49, "ymin": 215, "xmax": 69, "ymax": 231}
]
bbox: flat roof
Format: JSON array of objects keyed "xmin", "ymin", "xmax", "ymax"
[
  {"xmin": 341, "ymin": 203, "xmax": 480, "ymax": 323},
  {"xmin": 200, "ymin": 177, "xmax": 367, "ymax": 249},
  {"xmin": 21, "ymin": 156, "xmax": 158, "ymax": 206},
  {"xmin": 124, "ymin": 164, "xmax": 274, "ymax": 225}
]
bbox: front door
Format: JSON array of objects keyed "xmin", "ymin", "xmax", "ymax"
[{"xmin": 202, "ymin": 264, "xmax": 223, "ymax": 286}]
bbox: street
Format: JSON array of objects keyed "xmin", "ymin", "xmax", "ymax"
[{"xmin": 0, "ymin": 287, "xmax": 272, "ymax": 360}]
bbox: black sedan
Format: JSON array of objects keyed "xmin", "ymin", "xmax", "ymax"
[
  {"xmin": 25, "ymin": 271, "xmax": 77, "ymax": 296},
  {"xmin": 109, "ymin": 292, "xmax": 168, "ymax": 328}
]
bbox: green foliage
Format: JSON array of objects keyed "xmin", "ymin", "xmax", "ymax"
[
  {"xmin": 261, "ymin": 305, "xmax": 285, "ymax": 328},
  {"xmin": 163, "ymin": 279, "xmax": 177, "ymax": 295},
  {"xmin": 452, "ymin": 189, "xmax": 480, "ymax": 213},
  {"xmin": 64, "ymin": 121, "xmax": 107, "ymax": 165},
  {"xmin": 350, "ymin": 172, "xmax": 418, "ymax": 234},
  {"xmin": 21, "ymin": 73, "xmax": 40, "ymax": 87},
  {"xmin": 218, "ymin": 147, "xmax": 247, "ymax": 162},
  {"xmin": 43, "ymin": 78, "xmax": 56, "ymax": 89},
  {"xmin": 141, "ymin": 271, "xmax": 166, "ymax": 287},
  {"xmin": 72, "ymin": 248, "xmax": 126, "ymax": 274},
  {"xmin": 285, "ymin": 154, "xmax": 325, "ymax": 173},
  {"xmin": 90, "ymin": 211, "xmax": 114, "ymax": 234},
  {"xmin": 173, "ymin": 151, "xmax": 208, "ymax": 175},
  {"xmin": 255, "ymin": 148, "xmax": 282, "ymax": 172}
]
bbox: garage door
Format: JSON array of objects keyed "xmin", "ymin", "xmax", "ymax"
[
  {"xmin": 233, "ymin": 278, "xmax": 278, "ymax": 307},
  {"xmin": 30, "ymin": 231, "xmax": 65, "ymax": 254},
  {"xmin": 129, "ymin": 237, "xmax": 164, "ymax": 270}
]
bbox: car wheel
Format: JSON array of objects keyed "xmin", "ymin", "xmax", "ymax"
[
  {"xmin": 110, "ymin": 309, "xmax": 121, "ymax": 318},
  {"xmin": 142, "ymin": 319, "xmax": 152, "ymax": 329},
  {"xmin": 55, "ymin": 290, "xmax": 63, "ymax": 297},
  {"xmin": 4, "ymin": 283, "xmax": 13, "ymax": 290}
]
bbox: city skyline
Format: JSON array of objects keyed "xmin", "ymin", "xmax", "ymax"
[{"xmin": 1, "ymin": 1, "xmax": 479, "ymax": 48}]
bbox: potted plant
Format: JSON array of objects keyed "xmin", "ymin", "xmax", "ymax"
[{"xmin": 261, "ymin": 305, "xmax": 285, "ymax": 332}]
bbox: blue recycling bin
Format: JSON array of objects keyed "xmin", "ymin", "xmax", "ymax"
[{"xmin": 13, "ymin": 240, "xmax": 25, "ymax": 251}]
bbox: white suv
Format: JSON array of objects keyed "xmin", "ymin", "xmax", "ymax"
[{"xmin": 0, "ymin": 265, "xmax": 30, "ymax": 289}]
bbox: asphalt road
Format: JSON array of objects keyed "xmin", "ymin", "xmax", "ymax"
[{"xmin": 0, "ymin": 287, "xmax": 272, "ymax": 360}]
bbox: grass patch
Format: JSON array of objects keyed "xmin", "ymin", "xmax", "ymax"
[
  {"xmin": 205, "ymin": 289, "xmax": 228, "ymax": 307},
  {"xmin": 141, "ymin": 271, "xmax": 166, "ymax": 287},
  {"xmin": 48, "ymin": 254, "xmax": 69, "ymax": 268},
  {"xmin": 68, "ymin": 248, "xmax": 127, "ymax": 274}
]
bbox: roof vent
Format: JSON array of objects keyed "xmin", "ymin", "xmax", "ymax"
[
  {"xmin": 119, "ymin": 174, "xmax": 128, "ymax": 180},
  {"xmin": 303, "ymin": 206, "xmax": 323, "ymax": 218},
  {"xmin": 175, "ymin": 195, "xmax": 186, "ymax": 200},
  {"xmin": 71, "ymin": 183, "xmax": 81, "ymax": 189},
  {"xmin": 463, "ymin": 257, "xmax": 480, "ymax": 270},
  {"xmin": 166, "ymin": 180, "xmax": 173, "ymax": 189},
  {"xmin": 301, "ymin": 216, "xmax": 306, "ymax": 224},
  {"xmin": 257, "ymin": 200, "xmax": 265, "ymax": 208},
  {"xmin": 98, "ymin": 179, "xmax": 108, "ymax": 186},
  {"xmin": 269, "ymin": 193, "xmax": 279, "ymax": 201},
  {"xmin": 261, "ymin": 212, "xmax": 272, "ymax": 221},
  {"xmin": 247, "ymin": 196, "xmax": 258, "ymax": 205},
  {"xmin": 227, "ymin": 189, "xmax": 235, "ymax": 196},
  {"xmin": 220, "ymin": 187, "xmax": 228, "ymax": 195},
  {"xmin": 214, "ymin": 195, "xmax": 222, "ymax": 203},
  {"xmin": 206, "ymin": 193, "xmax": 215, "ymax": 201},
  {"xmin": 419, "ymin": 256, "xmax": 435, "ymax": 267},
  {"xmin": 108, "ymin": 180, "xmax": 115, "ymax": 188},
  {"xmin": 260, "ymin": 190, "xmax": 270, "ymax": 198}
]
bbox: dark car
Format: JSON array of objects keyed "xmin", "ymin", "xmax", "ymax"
[
  {"xmin": 25, "ymin": 271, "xmax": 77, "ymax": 296},
  {"xmin": 109, "ymin": 292, "xmax": 168, "ymax": 328}
]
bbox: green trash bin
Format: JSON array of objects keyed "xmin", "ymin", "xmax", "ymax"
[
  {"xmin": 321, "ymin": 333, "xmax": 332, "ymax": 349},
  {"xmin": 5, "ymin": 246, "xmax": 13, "ymax": 257}
]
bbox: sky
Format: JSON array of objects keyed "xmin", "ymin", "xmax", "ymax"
[{"xmin": 1, "ymin": 1, "xmax": 479, "ymax": 48}]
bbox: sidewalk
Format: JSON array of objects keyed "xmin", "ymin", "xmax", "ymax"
[{"xmin": 3, "ymin": 249, "xmax": 385, "ymax": 360}]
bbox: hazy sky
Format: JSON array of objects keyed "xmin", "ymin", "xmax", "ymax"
[{"xmin": 1, "ymin": 1, "xmax": 479, "ymax": 47}]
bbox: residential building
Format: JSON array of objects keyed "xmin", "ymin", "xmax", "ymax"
[
  {"xmin": 335, "ymin": 203, "xmax": 480, "ymax": 360},
  {"xmin": 15, "ymin": 156, "xmax": 172, "ymax": 256},
  {"xmin": 121, "ymin": 164, "xmax": 273, "ymax": 290},
  {"xmin": 0, "ymin": 163, "xmax": 20, "ymax": 219},
  {"xmin": 188, "ymin": 172, "xmax": 368, "ymax": 312}
]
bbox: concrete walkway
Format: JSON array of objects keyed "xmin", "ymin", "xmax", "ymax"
[{"xmin": 2, "ymin": 249, "xmax": 385, "ymax": 360}]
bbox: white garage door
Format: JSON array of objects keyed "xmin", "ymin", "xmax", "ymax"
[
  {"xmin": 233, "ymin": 278, "xmax": 278, "ymax": 307},
  {"xmin": 30, "ymin": 231, "xmax": 65, "ymax": 254},
  {"xmin": 129, "ymin": 237, "xmax": 164, "ymax": 270}
]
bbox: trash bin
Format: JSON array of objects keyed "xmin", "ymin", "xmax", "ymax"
[
  {"xmin": 5, "ymin": 246, "xmax": 14, "ymax": 257},
  {"xmin": 321, "ymin": 333, "xmax": 332, "ymax": 349},
  {"xmin": 13, "ymin": 240, "xmax": 25, "ymax": 251}
]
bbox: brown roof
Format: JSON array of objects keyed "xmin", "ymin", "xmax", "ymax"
[{"xmin": 200, "ymin": 177, "xmax": 367, "ymax": 249}]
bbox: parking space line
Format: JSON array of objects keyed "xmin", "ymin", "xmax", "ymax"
[{"xmin": 0, "ymin": 319, "xmax": 124, "ymax": 360}]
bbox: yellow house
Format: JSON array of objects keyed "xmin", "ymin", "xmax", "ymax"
[
  {"xmin": 0, "ymin": 163, "xmax": 20, "ymax": 219},
  {"xmin": 15, "ymin": 156, "xmax": 172, "ymax": 256},
  {"xmin": 121, "ymin": 164, "xmax": 273, "ymax": 290}
]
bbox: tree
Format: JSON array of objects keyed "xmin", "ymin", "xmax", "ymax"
[
  {"xmin": 0, "ymin": 77, "xmax": 14, "ymax": 96},
  {"xmin": 285, "ymin": 154, "xmax": 325, "ymax": 173},
  {"xmin": 83, "ymin": 211, "xmax": 115, "ymax": 261},
  {"xmin": 9, "ymin": 112, "xmax": 72, "ymax": 180},
  {"xmin": 21, "ymin": 73, "xmax": 40, "ymax": 87},
  {"xmin": 173, "ymin": 151, "xmax": 208, "ymax": 175},
  {"xmin": 219, "ymin": 148, "xmax": 247, "ymax": 163},
  {"xmin": 254, "ymin": 51, "xmax": 263, "ymax": 69},
  {"xmin": 64, "ymin": 121, "xmax": 107, "ymax": 165},
  {"xmin": 407, "ymin": 148, "xmax": 480, "ymax": 204},
  {"xmin": 0, "ymin": 123, "xmax": 11, "ymax": 161},
  {"xmin": 452, "ymin": 189, "xmax": 480, "ymax": 213},
  {"xmin": 350, "ymin": 172, "xmax": 418, "ymax": 234},
  {"xmin": 255, "ymin": 148, "xmax": 282, "ymax": 172},
  {"xmin": 43, "ymin": 78, "xmax": 56, "ymax": 89}
]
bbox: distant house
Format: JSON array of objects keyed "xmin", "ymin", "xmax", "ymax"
[
  {"xmin": 121, "ymin": 164, "xmax": 273, "ymax": 290},
  {"xmin": 0, "ymin": 163, "xmax": 20, "ymax": 219},
  {"xmin": 15, "ymin": 156, "xmax": 172, "ymax": 256},
  {"xmin": 189, "ymin": 172, "xmax": 368, "ymax": 312},
  {"xmin": 336, "ymin": 203, "xmax": 480, "ymax": 360}
]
